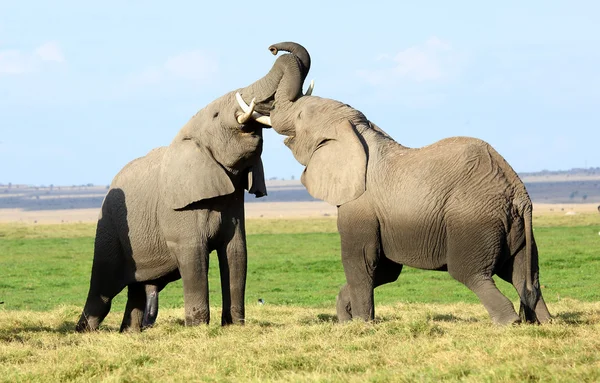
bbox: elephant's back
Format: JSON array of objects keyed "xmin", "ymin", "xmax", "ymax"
[{"xmin": 110, "ymin": 147, "xmax": 166, "ymax": 188}]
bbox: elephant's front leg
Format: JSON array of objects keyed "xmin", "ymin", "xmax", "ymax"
[
  {"xmin": 337, "ymin": 203, "xmax": 380, "ymax": 322},
  {"xmin": 217, "ymin": 226, "xmax": 247, "ymax": 325},
  {"xmin": 170, "ymin": 242, "xmax": 211, "ymax": 326}
]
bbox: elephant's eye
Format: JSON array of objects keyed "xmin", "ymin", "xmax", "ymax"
[
  {"xmin": 297, "ymin": 110, "xmax": 302, "ymax": 119},
  {"xmin": 213, "ymin": 111, "xmax": 219, "ymax": 118}
]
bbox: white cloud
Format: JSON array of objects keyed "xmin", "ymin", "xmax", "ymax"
[
  {"xmin": 0, "ymin": 41, "xmax": 65, "ymax": 75},
  {"xmin": 34, "ymin": 42, "xmax": 65, "ymax": 63},
  {"xmin": 357, "ymin": 37, "xmax": 461, "ymax": 85}
]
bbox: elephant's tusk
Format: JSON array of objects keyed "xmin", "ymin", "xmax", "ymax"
[
  {"xmin": 236, "ymin": 96, "xmax": 257, "ymax": 124},
  {"xmin": 235, "ymin": 92, "xmax": 272, "ymax": 126},
  {"xmin": 304, "ymin": 79, "xmax": 314, "ymax": 96}
]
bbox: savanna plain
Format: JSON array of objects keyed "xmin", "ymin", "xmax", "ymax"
[{"xmin": 1, "ymin": 211, "xmax": 599, "ymax": 382}]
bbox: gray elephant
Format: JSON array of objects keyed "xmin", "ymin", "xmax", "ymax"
[
  {"xmin": 260, "ymin": 69, "xmax": 551, "ymax": 325},
  {"xmin": 76, "ymin": 42, "xmax": 312, "ymax": 332}
]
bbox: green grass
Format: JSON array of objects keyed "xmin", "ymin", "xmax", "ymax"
[
  {"xmin": 0, "ymin": 215, "xmax": 599, "ymax": 381},
  {"xmin": 1, "ymin": 216, "xmax": 599, "ymax": 312}
]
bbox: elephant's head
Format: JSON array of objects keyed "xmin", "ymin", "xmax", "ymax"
[
  {"xmin": 270, "ymin": 95, "xmax": 374, "ymax": 206},
  {"xmin": 158, "ymin": 43, "xmax": 312, "ymax": 210}
]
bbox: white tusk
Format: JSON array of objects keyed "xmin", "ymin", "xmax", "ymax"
[
  {"xmin": 304, "ymin": 79, "xmax": 314, "ymax": 96},
  {"xmin": 235, "ymin": 92, "xmax": 272, "ymax": 126},
  {"xmin": 255, "ymin": 115, "xmax": 271, "ymax": 126},
  {"xmin": 236, "ymin": 92, "xmax": 252, "ymax": 113},
  {"xmin": 237, "ymin": 97, "xmax": 256, "ymax": 124}
]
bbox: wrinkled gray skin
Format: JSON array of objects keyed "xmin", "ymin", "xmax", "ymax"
[
  {"xmin": 270, "ymin": 93, "xmax": 552, "ymax": 325},
  {"xmin": 76, "ymin": 42, "xmax": 311, "ymax": 332}
]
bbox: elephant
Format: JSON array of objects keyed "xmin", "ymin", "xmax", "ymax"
[
  {"xmin": 75, "ymin": 42, "xmax": 312, "ymax": 332},
  {"xmin": 260, "ymin": 78, "xmax": 552, "ymax": 325}
]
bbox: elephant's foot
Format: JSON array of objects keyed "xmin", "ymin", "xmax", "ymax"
[
  {"xmin": 120, "ymin": 310, "xmax": 144, "ymax": 333},
  {"xmin": 336, "ymin": 285, "xmax": 352, "ymax": 322},
  {"xmin": 185, "ymin": 306, "xmax": 210, "ymax": 326},
  {"xmin": 533, "ymin": 297, "xmax": 552, "ymax": 324},
  {"xmin": 492, "ymin": 312, "xmax": 521, "ymax": 326},
  {"xmin": 75, "ymin": 313, "xmax": 100, "ymax": 332},
  {"xmin": 221, "ymin": 305, "xmax": 245, "ymax": 326}
]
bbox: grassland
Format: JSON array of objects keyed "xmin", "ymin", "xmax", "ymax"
[{"xmin": 0, "ymin": 213, "xmax": 599, "ymax": 381}]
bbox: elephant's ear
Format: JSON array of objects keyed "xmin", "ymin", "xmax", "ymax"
[
  {"xmin": 160, "ymin": 140, "xmax": 235, "ymax": 210},
  {"xmin": 246, "ymin": 158, "xmax": 267, "ymax": 198},
  {"xmin": 301, "ymin": 120, "xmax": 367, "ymax": 206}
]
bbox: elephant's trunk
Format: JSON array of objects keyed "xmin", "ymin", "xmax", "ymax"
[
  {"xmin": 268, "ymin": 42, "xmax": 311, "ymax": 82},
  {"xmin": 239, "ymin": 42, "xmax": 311, "ymax": 115}
]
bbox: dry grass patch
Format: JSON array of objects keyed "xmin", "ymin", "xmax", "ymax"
[
  {"xmin": 1, "ymin": 301, "xmax": 599, "ymax": 382},
  {"xmin": 0, "ymin": 218, "xmax": 339, "ymax": 240}
]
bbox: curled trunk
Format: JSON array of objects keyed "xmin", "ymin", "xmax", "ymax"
[{"xmin": 239, "ymin": 42, "xmax": 311, "ymax": 115}]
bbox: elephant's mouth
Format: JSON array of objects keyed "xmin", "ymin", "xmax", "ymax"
[
  {"xmin": 235, "ymin": 92, "xmax": 272, "ymax": 127},
  {"xmin": 283, "ymin": 135, "xmax": 295, "ymax": 147},
  {"xmin": 239, "ymin": 121, "xmax": 262, "ymax": 134}
]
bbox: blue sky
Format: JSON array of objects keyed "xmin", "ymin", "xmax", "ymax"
[{"xmin": 1, "ymin": 1, "xmax": 599, "ymax": 185}]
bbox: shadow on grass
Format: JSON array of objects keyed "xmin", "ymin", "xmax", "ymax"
[
  {"xmin": 299, "ymin": 313, "xmax": 338, "ymax": 325},
  {"xmin": 554, "ymin": 310, "xmax": 590, "ymax": 325},
  {"xmin": 429, "ymin": 313, "xmax": 480, "ymax": 323},
  {"xmin": 0, "ymin": 320, "xmax": 77, "ymax": 342}
]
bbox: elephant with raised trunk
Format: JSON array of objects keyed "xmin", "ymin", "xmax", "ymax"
[
  {"xmin": 260, "ymin": 61, "xmax": 551, "ymax": 325},
  {"xmin": 76, "ymin": 42, "xmax": 312, "ymax": 332}
]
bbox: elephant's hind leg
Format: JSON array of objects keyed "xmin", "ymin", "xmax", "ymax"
[
  {"xmin": 76, "ymin": 280, "xmax": 124, "ymax": 332},
  {"xmin": 446, "ymin": 225, "xmax": 520, "ymax": 325},
  {"xmin": 496, "ymin": 246, "xmax": 551, "ymax": 324},
  {"xmin": 462, "ymin": 277, "xmax": 520, "ymax": 325},
  {"xmin": 76, "ymin": 233, "xmax": 126, "ymax": 332},
  {"xmin": 119, "ymin": 283, "xmax": 146, "ymax": 332}
]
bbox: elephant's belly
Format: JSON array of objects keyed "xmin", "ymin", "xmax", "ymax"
[
  {"xmin": 380, "ymin": 225, "xmax": 447, "ymax": 270},
  {"xmin": 129, "ymin": 238, "xmax": 177, "ymax": 282}
]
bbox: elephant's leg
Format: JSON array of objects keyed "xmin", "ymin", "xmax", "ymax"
[
  {"xmin": 217, "ymin": 228, "xmax": 247, "ymax": 326},
  {"xmin": 463, "ymin": 277, "xmax": 520, "ymax": 325},
  {"xmin": 170, "ymin": 243, "xmax": 210, "ymax": 326},
  {"xmin": 336, "ymin": 256, "xmax": 403, "ymax": 322},
  {"xmin": 167, "ymin": 242, "xmax": 210, "ymax": 326},
  {"xmin": 496, "ymin": 245, "xmax": 551, "ymax": 324},
  {"xmin": 336, "ymin": 284, "xmax": 353, "ymax": 322},
  {"xmin": 446, "ymin": 226, "xmax": 520, "ymax": 325},
  {"xmin": 76, "ymin": 235, "xmax": 125, "ymax": 332},
  {"xmin": 120, "ymin": 283, "xmax": 146, "ymax": 332},
  {"xmin": 337, "ymin": 203, "xmax": 380, "ymax": 322}
]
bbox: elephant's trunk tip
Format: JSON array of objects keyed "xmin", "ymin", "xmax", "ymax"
[{"xmin": 269, "ymin": 46, "xmax": 278, "ymax": 55}]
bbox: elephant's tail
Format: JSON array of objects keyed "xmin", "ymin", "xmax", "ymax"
[{"xmin": 520, "ymin": 201, "xmax": 539, "ymax": 322}]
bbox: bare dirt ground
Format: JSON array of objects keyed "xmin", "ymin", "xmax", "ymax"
[
  {"xmin": 0, "ymin": 202, "xmax": 337, "ymax": 224},
  {"xmin": 2, "ymin": 201, "xmax": 599, "ymax": 224},
  {"xmin": 1, "ymin": 181, "xmax": 598, "ymax": 224}
]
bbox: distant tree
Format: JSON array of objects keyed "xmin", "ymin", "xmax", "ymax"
[
  {"xmin": 49, "ymin": 184, "xmax": 54, "ymax": 191},
  {"xmin": 7, "ymin": 182, "xmax": 11, "ymax": 189},
  {"xmin": 582, "ymin": 194, "xmax": 588, "ymax": 201},
  {"xmin": 291, "ymin": 175, "xmax": 295, "ymax": 180}
]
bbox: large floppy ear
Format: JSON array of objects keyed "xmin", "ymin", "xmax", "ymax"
[
  {"xmin": 301, "ymin": 120, "xmax": 367, "ymax": 206},
  {"xmin": 160, "ymin": 140, "xmax": 235, "ymax": 210},
  {"xmin": 246, "ymin": 157, "xmax": 267, "ymax": 198}
]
